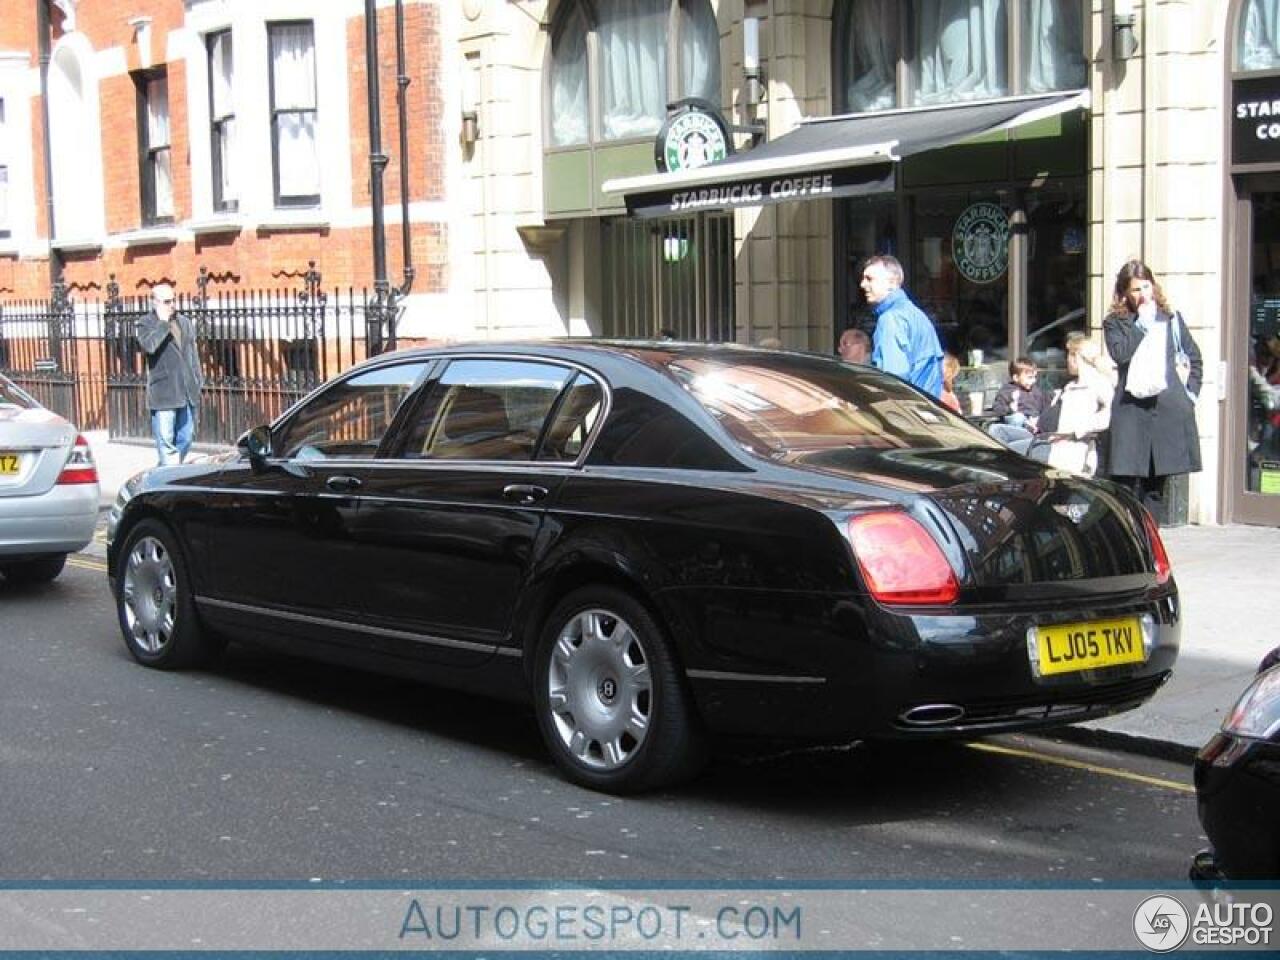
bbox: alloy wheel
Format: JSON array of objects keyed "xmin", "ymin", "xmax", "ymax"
[
  {"xmin": 546, "ymin": 608, "xmax": 652, "ymax": 771},
  {"xmin": 121, "ymin": 535, "xmax": 178, "ymax": 655}
]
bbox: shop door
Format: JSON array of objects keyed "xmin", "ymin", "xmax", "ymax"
[
  {"xmin": 601, "ymin": 213, "xmax": 734, "ymax": 341},
  {"xmin": 1230, "ymin": 183, "xmax": 1280, "ymax": 525}
]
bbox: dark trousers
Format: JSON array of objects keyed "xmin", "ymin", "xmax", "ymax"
[{"xmin": 1113, "ymin": 474, "xmax": 1175, "ymax": 526}]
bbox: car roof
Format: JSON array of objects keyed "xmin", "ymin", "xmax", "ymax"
[{"xmin": 353, "ymin": 339, "xmax": 841, "ymax": 377}]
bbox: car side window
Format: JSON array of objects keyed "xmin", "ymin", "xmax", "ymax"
[
  {"xmin": 406, "ymin": 359, "xmax": 573, "ymax": 461},
  {"xmin": 274, "ymin": 362, "xmax": 428, "ymax": 460},
  {"xmin": 538, "ymin": 373, "xmax": 603, "ymax": 462}
]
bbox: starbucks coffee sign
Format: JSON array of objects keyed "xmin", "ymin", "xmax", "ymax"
[
  {"xmin": 952, "ymin": 201, "xmax": 1010, "ymax": 284},
  {"xmin": 656, "ymin": 100, "xmax": 732, "ymax": 173}
]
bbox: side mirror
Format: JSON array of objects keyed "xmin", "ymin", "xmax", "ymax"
[{"xmin": 237, "ymin": 425, "xmax": 273, "ymax": 472}]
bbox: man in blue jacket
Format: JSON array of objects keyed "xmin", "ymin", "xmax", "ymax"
[
  {"xmin": 136, "ymin": 283, "xmax": 203, "ymax": 465},
  {"xmin": 860, "ymin": 254, "xmax": 943, "ymax": 398}
]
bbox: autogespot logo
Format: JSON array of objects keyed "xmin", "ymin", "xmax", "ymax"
[{"xmin": 1133, "ymin": 895, "xmax": 1190, "ymax": 952}]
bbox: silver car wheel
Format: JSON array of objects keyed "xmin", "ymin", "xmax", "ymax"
[
  {"xmin": 546, "ymin": 608, "xmax": 653, "ymax": 771},
  {"xmin": 121, "ymin": 535, "xmax": 177, "ymax": 655}
]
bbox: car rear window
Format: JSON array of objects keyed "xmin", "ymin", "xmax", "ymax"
[
  {"xmin": 0, "ymin": 377, "xmax": 36, "ymax": 410},
  {"xmin": 663, "ymin": 353, "xmax": 996, "ymax": 458}
]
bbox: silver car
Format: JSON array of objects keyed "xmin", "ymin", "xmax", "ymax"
[{"xmin": 0, "ymin": 374, "xmax": 99, "ymax": 583}]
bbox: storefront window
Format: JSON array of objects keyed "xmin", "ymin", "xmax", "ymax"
[
  {"xmin": 1025, "ymin": 185, "xmax": 1087, "ymax": 389},
  {"xmin": 838, "ymin": 195, "xmax": 897, "ymax": 335},
  {"xmin": 1247, "ymin": 192, "xmax": 1280, "ymax": 496},
  {"xmin": 1238, "ymin": 0, "xmax": 1280, "ymax": 71},
  {"xmin": 911, "ymin": 191, "xmax": 1010, "ymax": 366}
]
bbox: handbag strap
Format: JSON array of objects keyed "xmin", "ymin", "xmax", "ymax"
[{"xmin": 1171, "ymin": 311, "xmax": 1185, "ymax": 355}]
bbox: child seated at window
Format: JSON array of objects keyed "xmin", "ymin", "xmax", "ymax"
[{"xmin": 991, "ymin": 357, "xmax": 1050, "ymax": 432}]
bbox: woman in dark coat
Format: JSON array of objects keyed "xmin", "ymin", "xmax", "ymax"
[{"xmin": 1103, "ymin": 260, "xmax": 1202, "ymax": 521}]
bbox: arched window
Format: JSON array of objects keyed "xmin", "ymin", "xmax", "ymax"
[
  {"xmin": 48, "ymin": 35, "xmax": 105, "ymax": 240},
  {"xmin": 833, "ymin": 0, "xmax": 1085, "ymax": 113},
  {"xmin": 547, "ymin": 0, "xmax": 721, "ymax": 147},
  {"xmin": 1238, "ymin": 0, "xmax": 1280, "ymax": 70}
]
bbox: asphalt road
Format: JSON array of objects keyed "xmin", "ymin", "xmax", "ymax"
[{"xmin": 1, "ymin": 556, "xmax": 1204, "ymax": 884}]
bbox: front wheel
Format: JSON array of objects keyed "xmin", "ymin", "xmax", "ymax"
[
  {"xmin": 115, "ymin": 519, "xmax": 211, "ymax": 669},
  {"xmin": 533, "ymin": 586, "xmax": 706, "ymax": 793}
]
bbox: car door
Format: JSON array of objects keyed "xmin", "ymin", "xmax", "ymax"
[
  {"xmin": 203, "ymin": 360, "xmax": 431, "ymax": 643},
  {"xmin": 345, "ymin": 357, "xmax": 600, "ymax": 668}
]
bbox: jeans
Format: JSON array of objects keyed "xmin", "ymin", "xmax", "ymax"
[{"xmin": 152, "ymin": 404, "xmax": 197, "ymax": 465}]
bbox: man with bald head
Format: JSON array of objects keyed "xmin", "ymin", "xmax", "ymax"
[
  {"xmin": 838, "ymin": 327, "xmax": 871, "ymax": 364},
  {"xmin": 136, "ymin": 283, "xmax": 203, "ymax": 464}
]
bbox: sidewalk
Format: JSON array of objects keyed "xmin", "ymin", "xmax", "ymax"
[{"xmin": 83, "ymin": 433, "xmax": 1279, "ymax": 759}]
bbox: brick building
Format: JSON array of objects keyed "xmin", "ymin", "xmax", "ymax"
[{"xmin": 0, "ymin": 0, "xmax": 450, "ymax": 339}]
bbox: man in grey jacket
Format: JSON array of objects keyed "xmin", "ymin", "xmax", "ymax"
[{"xmin": 136, "ymin": 283, "xmax": 203, "ymax": 464}]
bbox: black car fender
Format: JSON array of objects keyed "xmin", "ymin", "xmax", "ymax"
[{"xmin": 512, "ymin": 522, "xmax": 683, "ymax": 683}]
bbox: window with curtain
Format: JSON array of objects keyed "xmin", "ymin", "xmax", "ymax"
[
  {"xmin": 835, "ymin": 1, "xmax": 1084, "ymax": 112},
  {"xmin": 1023, "ymin": 0, "xmax": 1086, "ymax": 92},
  {"xmin": 207, "ymin": 30, "xmax": 237, "ymax": 211},
  {"xmin": 545, "ymin": 0, "xmax": 721, "ymax": 148},
  {"xmin": 679, "ymin": 0, "xmax": 720, "ymax": 105},
  {"xmin": 839, "ymin": 0, "xmax": 898, "ymax": 113},
  {"xmin": 549, "ymin": 3, "xmax": 588, "ymax": 146},
  {"xmin": 1239, "ymin": 0, "xmax": 1280, "ymax": 71},
  {"xmin": 914, "ymin": 0, "xmax": 1008, "ymax": 105},
  {"xmin": 136, "ymin": 71, "xmax": 173, "ymax": 224},
  {"xmin": 599, "ymin": 0, "xmax": 668, "ymax": 140},
  {"xmin": 268, "ymin": 21, "xmax": 320, "ymax": 206}
]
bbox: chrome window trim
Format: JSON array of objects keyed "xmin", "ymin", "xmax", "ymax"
[
  {"xmin": 685, "ymin": 669, "xmax": 827, "ymax": 685},
  {"xmin": 244, "ymin": 351, "xmax": 613, "ymax": 471}
]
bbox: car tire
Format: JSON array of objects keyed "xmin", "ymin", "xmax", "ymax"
[
  {"xmin": 533, "ymin": 586, "xmax": 706, "ymax": 794},
  {"xmin": 0, "ymin": 554, "xmax": 67, "ymax": 584},
  {"xmin": 115, "ymin": 519, "xmax": 210, "ymax": 669}
]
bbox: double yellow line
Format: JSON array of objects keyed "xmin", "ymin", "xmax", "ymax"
[
  {"xmin": 68, "ymin": 555, "xmax": 108, "ymax": 573},
  {"xmin": 967, "ymin": 740, "xmax": 1195, "ymax": 793}
]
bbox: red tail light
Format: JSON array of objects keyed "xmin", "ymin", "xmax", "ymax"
[
  {"xmin": 1140, "ymin": 509, "xmax": 1172, "ymax": 586},
  {"xmin": 57, "ymin": 434, "xmax": 98, "ymax": 485},
  {"xmin": 846, "ymin": 511, "xmax": 958, "ymax": 605}
]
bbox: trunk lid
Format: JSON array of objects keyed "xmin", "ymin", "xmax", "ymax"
[
  {"xmin": 0, "ymin": 407, "xmax": 77, "ymax": 498},
  {"xmin": 783, "ymin": 446, "xmax": 1157, "ymax": 593}
]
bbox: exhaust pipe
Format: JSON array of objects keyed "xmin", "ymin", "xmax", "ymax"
[{"xmin": 899, "ymin": 703, "xmax": 966, "ymax": 726}]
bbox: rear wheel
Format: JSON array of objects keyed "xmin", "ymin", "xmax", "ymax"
[
  {"xmin": 533, "ymin": 586, "xmax": 706, "ymax": 793},
  {"xmin": 0, "ymin": 554, "xmax": 67, "ymax": 584},
  {"xmin": 115, "ymin": 519, "xmax": 210, "ymax": 669}
]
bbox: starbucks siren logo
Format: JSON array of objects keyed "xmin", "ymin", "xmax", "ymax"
[
  {"xmin": 952, "ymin": 202, "xmax": 1010, "ymax": 284},
  {"xmin": 659, "ymin": 107, "xmax": 729, "ymax": 173}
]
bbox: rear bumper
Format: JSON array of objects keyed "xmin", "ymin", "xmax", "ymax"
[
  {"xmin": 678, "ymin": 586, "xmax": 1180, "ymax": 741},
  {"xmin": 0, "ymin": 483, "xmax": 99, "ymax": 557}
]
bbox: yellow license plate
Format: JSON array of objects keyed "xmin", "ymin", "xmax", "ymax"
[
  {"xmin": 0, "ymin": 453, "xmax": 19, "ymax": 475},
  {"xmin": 1034, "ymin": 618, "xmax": 1145, "ymax": 676}
]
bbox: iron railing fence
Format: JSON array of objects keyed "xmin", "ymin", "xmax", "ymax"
[{"xmin": 0, "ymin": 272, "xmax": 383, "ymax": 445}]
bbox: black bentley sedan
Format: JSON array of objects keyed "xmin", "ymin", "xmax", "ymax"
[{"xmin": 106, "ymin": 342, "xmax": 1180, "ymax": 793}]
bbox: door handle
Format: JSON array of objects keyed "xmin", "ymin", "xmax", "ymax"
[
  {"xmin": 325, "ymin": 474, "xmax": 363, "ymax": 493},
  {"xmin": 502, "ymin": 483, "xmax": 548, "ymax": 505}
]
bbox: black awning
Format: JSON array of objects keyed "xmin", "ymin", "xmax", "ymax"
[{"xmin": 604, "ymin": 90, "xmax": 1088, "ymax": 219}]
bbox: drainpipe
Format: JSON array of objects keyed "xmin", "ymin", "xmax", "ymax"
[
  {"xmin": 393, "ymin": 0, "xmax": 414, "ymax": 314},
  {"xmin": 364, "ymin": 0, "xmax": 390, "ymax": 354},
  {"xmin": 37, "ymin": 0, "xmax": 62, "ymax": 292}
]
